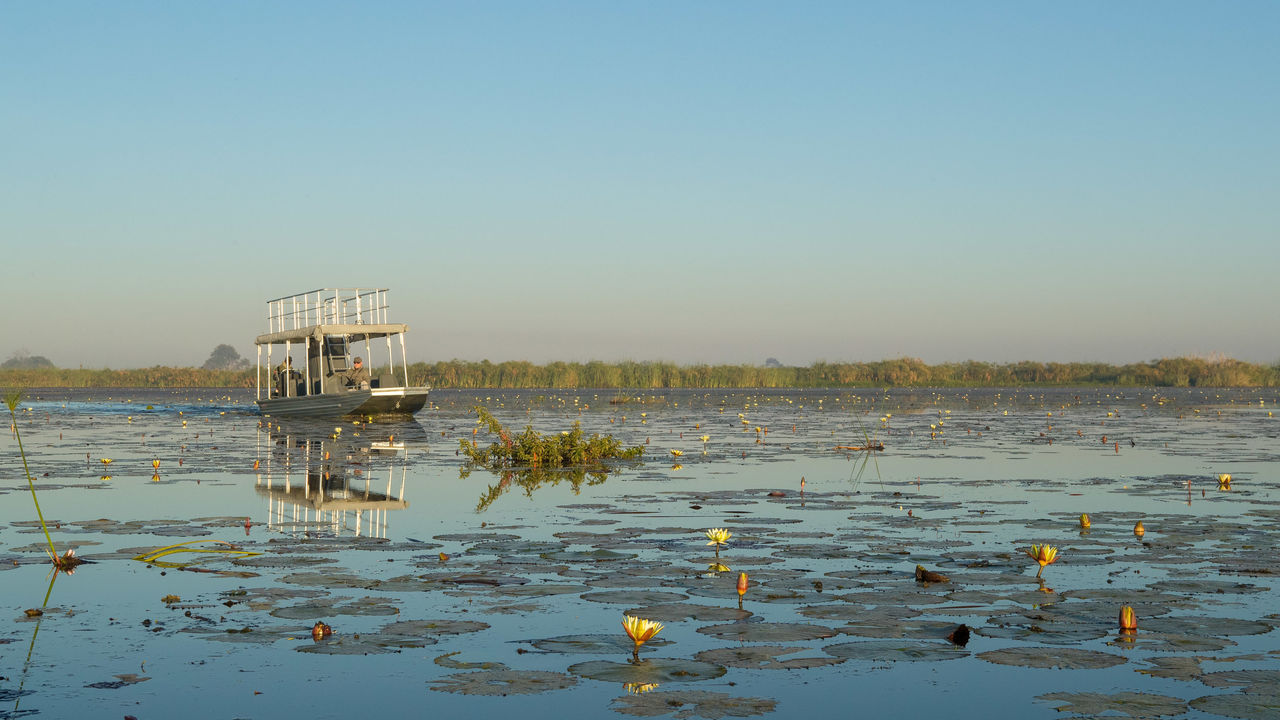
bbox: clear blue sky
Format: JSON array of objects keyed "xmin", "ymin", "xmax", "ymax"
[{"xmin": 3, "ymin": 2, "xmax": 1276, "ymax": 368}]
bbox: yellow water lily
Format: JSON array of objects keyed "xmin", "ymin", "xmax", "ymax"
[
  {"xmin": 707, "ymin": 562, "xmax": 730, "ymax": 573},
  {"xmin": 1134, "ymin": 520, "xmax": 1145, "ymax": 538},
  {"xmin": 700, "ymin": 435, "xmax": 710, "ymax": 443},
  {"xmin": 1025, "ymin": 544, "xmax": 1059, "ymax": 578},
  {"xmin": 737, "ymin": 572, "xmax": 749, "ymax": 598},
  {"xmin": 152, "ymin": 459, "xmax": 160, "ymax": 470},
  {"xmin": 1217, "ymin": 473, "xmax": 1231, "ymax": 488},
  {"xmin": 621, "ymin": 615, "xmax": 663, "ymax": 655},
  {"xmin": 99, "ymin": 458, "xmax": 113, "ymax": 466},
  {"xmin": 670, "ymin": 449, "xmax": 683, "ymax": 458},
  {"xmin": 624, "ymin": 682, "xmax": 660, "ymax": 694},
  {"xmin": 705, "ymin": 528, "xmax": 731, "ymax": 554},
  {"xmin": 1079, "ymin": 513, "xmax": 1091, "ymax": 529}
]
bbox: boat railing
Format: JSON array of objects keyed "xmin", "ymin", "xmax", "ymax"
[{"xmin": 266, "ymin": 288, "xmax": 392, "ymax": 334}]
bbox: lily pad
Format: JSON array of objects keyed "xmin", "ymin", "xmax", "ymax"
[
  {"xmin": 694, "ymin": 645, "xmax": 845, "ymax": 670},
  {"xmin": 434, "ymin": 533, "xmax": 522, "ymax": 543},
  {"xmin": 568, "ymin": 658, "xmax": 727, "ymax": 684},
  {"xmin": 280, "ymin": 571, "xmax": 381, "ymax": 590},
  {"xmin": 1200, "ymin": 670, "xmax": 1280, "ymax": 693},
  {"xmin": 493, "ymin": 583, "xmax": 589, "ymax": 597},
  {"xmin": 232, "ymin": 554, "xmax": 337, "ymax": 568},
  {"xmin": 837, "ymin": 589, "xmax": 949, "ymax": 607},
  {"xmin": 822, "ymin": 640, "xmax": 968, "ymax": 662},
  {"xmin": 444, "ymin": 573, "xmax": 531, "ymax": 587},
  {"xmin": 1037, "ymin": 691, "xmax": 1187, "ymax": 717},
  {"xmin": 772, "ymin": 544, "xmax": 857, "ymax": 560},
  {"xmin": 1159, "ymin": 579, "xmax": 1267, "ymax": 595},
  {"xmin": 697, "ymin": 622, "xmax": 837, "ymax": 643},
  {"xmin": 433, "ymin": 651, "xmax": 508, "ymax": 670},
  {"xmin": 1138, "ymin": 656, "xmax": 1206, "ymax": 681},
  {"xmin": 181, "ymin": 625, "xmax": 295, "ymax": 645},
  {"xmin": 625, "ymin": 603, "xmax": 753, "ymax": 623},
  {"xmin": 381, "ymin": 619, "xmax": 489, "ymax": 637},
  {"xmin": 1190, "ymin": 693, "xmax": 1280, "ymax": 720},
  {"xmin": 429, "ymin": 669, "xmax": 578, "ymax": 695},
  {"xmin": 530, "ymin": 634, "xmax": 672, "ymax": 654},
  {"xmin": 1143, "ymin": 616, "xmax": 1273, "ymax": 637},
  {"xmin": 296, "ymin": 637, "xmax": 399, "ymax": 655},
  {"xmin": 468, "ymin": 540, "xmax": 564, "ymax": 555},
  {"xmin": 978, "ymin": 646, "xmax": 1127, "ymax": 669},
  {"xmin": 85, "ymin": 674, "xmax": 151, "ymax": 690},
  {"xmin": 1107, "ymin": 631, "xmax": 1234, "ymax": 653},
  {"xmin": 611, "ymin": 689, "xmax": 778, "ymax": 718},
  {"xmin": 581, "ymin": 590, "xmax": 689, "ymax": 605},
  {"xmin": 541, "ymin": 549, "xmax": 637, "ymax": 562},
  {"xmin": 840, "ymin": 619, "xmax": 968, "ymax": 640},
  {"xmin": 270, "ymin": 596, "xmax": 400, "ymax": 619}
]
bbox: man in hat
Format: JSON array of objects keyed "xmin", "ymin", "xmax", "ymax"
[
  {"xmin": 342, "ymin": 356, "xmax": 371, "ymax": 390},
  {"xmin": 274, "ymin": 357, "xmax": 301, "ymax": 397}
]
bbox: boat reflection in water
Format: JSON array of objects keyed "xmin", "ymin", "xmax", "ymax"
[{"xmin": 254, "ymin": 420, "xmax": 423, "ymax": 538}]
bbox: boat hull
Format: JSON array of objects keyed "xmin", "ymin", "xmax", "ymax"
[{"xmin": 257, "ymin": 387, "xmax": 430, "ymax": 419}]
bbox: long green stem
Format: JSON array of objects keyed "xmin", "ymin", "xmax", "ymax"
[
  {"xmin": 15, "ymin": 570, "xmax": 59, "ymax": 716},
  {"xmin": 6, "ymin": 392, "xmax": 58, "ymax": 559}
]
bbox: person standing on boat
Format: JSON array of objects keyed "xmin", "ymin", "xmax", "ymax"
[{"xmin": 343, "ymin": 356, "xmax": 371, "ymax": 389}]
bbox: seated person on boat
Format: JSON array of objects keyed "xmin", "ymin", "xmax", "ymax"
[{"xmin": 341, "ymin": 356, "xmax": 371, "ymax": 390}]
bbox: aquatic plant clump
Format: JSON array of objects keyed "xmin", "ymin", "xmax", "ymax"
[{"xmin": 460, "ymin": 406, "xmax": 644, "ymax": 470}]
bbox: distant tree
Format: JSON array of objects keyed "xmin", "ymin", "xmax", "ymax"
[
  {"xmin": 2, "ymin": 349, "xmax": 55, "ymax": 369},
  {"xmin": 202, "ymin": 344, "xmax": 249, "ymax": 370},
  {"xmin": 764, "ymin": 357, "xmax": 784, "ymax": 368}
]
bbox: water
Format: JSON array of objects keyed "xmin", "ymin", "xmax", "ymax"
[{"xmin": 2, "ymin": 387, "xmax": 1278, "ymax": 719}]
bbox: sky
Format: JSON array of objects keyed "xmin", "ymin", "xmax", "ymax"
[{"xmin": 3, "ymin": 2, "xmax": 1277, "ymax": 369}]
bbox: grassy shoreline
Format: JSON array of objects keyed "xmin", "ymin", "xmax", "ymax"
[{"xmin": 2, "ymin": 356, "xmax": 1277, "ymax": 389}]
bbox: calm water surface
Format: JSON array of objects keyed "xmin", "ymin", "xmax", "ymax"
[{"xmin": 2, "ymin": 387, "xmax": 1278, "ymax": 719}]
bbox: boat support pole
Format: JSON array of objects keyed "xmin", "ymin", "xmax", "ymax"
[
  {"xmin": 303, "ymin": 336, "xmax": 311, "ymax": 397},
  {"xmin": 386, "ymin": 334, "xmax": 394, "ymax": 377},
  {"xmin": 400, "ymin": 334, "xmax": 409, "ymax": 387}
]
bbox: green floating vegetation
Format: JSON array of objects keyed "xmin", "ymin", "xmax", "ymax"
[
  {"xmin": 460, "ymin": 406, "xmax": 644, "ymax": 470},
  {"xmin": 460, "ymin": 407, "xmax": 644, "ymax": 511}
]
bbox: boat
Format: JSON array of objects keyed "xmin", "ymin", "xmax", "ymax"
[{"xmin": 254, "ymin": 288, "xmax": 430, "ymax": 419}]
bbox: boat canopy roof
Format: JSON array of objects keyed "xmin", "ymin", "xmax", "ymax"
[
  {"xmin": 256, "ymin": 323, "xmax": 409, "ymax": 346},
  {"xmin": 257, "ymin": 288, "xmax": 409, "ymax": 346}
]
